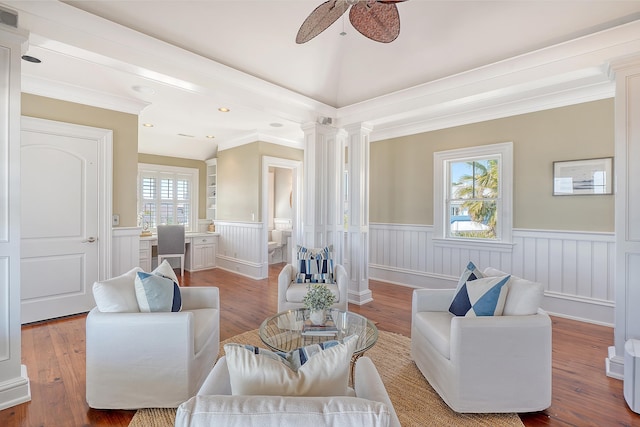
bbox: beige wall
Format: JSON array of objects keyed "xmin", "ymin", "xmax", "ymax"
[
  {"xmin": 23, "ymin": 95, "xmax": 611, "ymax": 232},
  {"xmin": 371, "ymin": 99, "xmax": 615, "ymax": 232},
  {"xmin": 22, "ymin": 94, "xmax": 139, "ymax": 227},
  {"xmin": 137, "ymin": 153, "xmax": 207, "ymax": 219},
  {"xmin": 218, "ymin": 141, "xmax": 303, "ymax": 222}
]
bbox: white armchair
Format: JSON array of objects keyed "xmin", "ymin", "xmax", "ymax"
[
  {"xmin": 175, "ymin": 356, "xmax": 400, "ymax": 427},
  {"xmin": 278, "ymin": 263, "xmax": 348, "ymax": 312},
  {"xmin": 411, "ymin": 268, "xmax": 552, "ymax": 413},
  {"xmin": 86, "ymin": 272, "xmax": 220, "ymax": 409}
]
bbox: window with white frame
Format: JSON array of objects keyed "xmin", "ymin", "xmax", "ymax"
[
  {"xmin": 137, "ymin": 164, "xmax": 199, "ymax": 232},
  {"xmin": 434, "ymin": 142, "xmax": 513, "ymax": 244}
]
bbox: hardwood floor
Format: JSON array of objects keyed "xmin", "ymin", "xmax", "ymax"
[{"xmin": 0, "ymin": 264, "xmax": 637, "ymax": 426}]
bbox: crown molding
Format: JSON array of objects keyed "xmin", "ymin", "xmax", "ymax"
[
  {"xmin": 339, "ymin": 19, "xmax": 640, "ymax": 140},
  {"xmin": 217, "ymin": 132, "xmax": 304, "ymax": 153},
  {"xmin": 22, "ymin": 74, "xmax": 150, "ymax": 115},
  {"xmin": 370, "ymin": 80, "xmax": 614, "ymax": 142}
]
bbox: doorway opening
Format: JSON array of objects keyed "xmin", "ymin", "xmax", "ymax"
[{"xmin": 261, "ymin": 156, "xmax": 301, "ymax": 278}]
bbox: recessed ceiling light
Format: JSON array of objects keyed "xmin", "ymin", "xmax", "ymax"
[
  {"xmin": 142, "ymin": 123, "xmax": 154, "ymax": 127},
  {"xmin": 132, "ymin": 85, "xmax": 155, "ymax": 95},
  {"xmin": 218, "ymin": 107, "xmax": 230, "ymax": 113},
  {"xmin": 21, "ymin": 55, "xmax": 41, "ymax": 63},
  {"xmin": 206, "ymin": 135, "xmax": 215, "ymax": 139},
  {"xmin": 270, "ymin": 122, "xmax": 283, "ymax": 128}
]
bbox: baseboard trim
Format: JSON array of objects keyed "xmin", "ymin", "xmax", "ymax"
[
  {"xmin": 348, "ymin": 289, "xmax": 373, "ymax": 306},
  {"xmin": 606, "ymin": 346, "xmax": 624, "ymax": 380},
  {"xmin": 0, "ymin": 365, "xmax": 31, "ymax": 411},
  {"xmin": 215, "ymin": 255, "xmax": 263, "ymax": 280}
]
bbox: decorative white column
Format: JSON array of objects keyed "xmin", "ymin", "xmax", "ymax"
[
  {"xmin": 0, "ymin": 22, "xmax": 31, "ymax": 409},
  {"xmin": 301, "ymin": 122, "xmax": 345, "ymax": 263},
  {"xmin": 343, "ymin": 122, "xmax": 373, "ymax": 305},
  {"xmin": 607, "ymin": 55, "xmax": 640, "ymax": 379}
]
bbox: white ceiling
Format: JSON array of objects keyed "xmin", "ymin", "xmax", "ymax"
[{"xmin": 4, "ymin": 0, "xmax": 640, "ymax": 160}]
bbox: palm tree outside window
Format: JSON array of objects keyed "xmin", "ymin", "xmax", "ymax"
[
  {"xmin": 434, "ymin": 142, "xmax": 512, "ymax": 245},
  {"xmin": 448, "ymin": 158, "xmax": 499, "ymax": 239}
]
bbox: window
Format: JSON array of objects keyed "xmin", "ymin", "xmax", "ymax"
[
  {"xmin": 138, "ymin": 164, "xmax": 199, "ymax": 232},
  {"xmin": 434, "ymin": 142, "xmax": 513, "ymax": 245}
]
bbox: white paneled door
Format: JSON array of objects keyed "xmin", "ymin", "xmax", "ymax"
[{"xmin": 20, "ymin": 119, "xmax": 107, "ymax": 324}]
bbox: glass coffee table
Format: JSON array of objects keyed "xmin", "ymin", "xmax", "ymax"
[{"xmin": 259, "ymin": 308, "xmax": 378, "ymax": 383}]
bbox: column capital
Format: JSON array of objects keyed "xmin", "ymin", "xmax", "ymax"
[
  {"xmin": 301, "ymin": 121, "xmax": 344, "ymax": 136},
  {"xmin": 0, "ymin": 20, "xmax": 29, "ymax": 51},
  {"xmin": 342, "ymin": 121, "xmax": 374, "ymax": 134},
  {"xmin": 609, "ymin": 53, "xmax": 640, "ymax": 74}
]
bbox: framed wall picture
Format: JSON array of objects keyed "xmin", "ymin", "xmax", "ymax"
[{"xmin": 553, "ymin": 157, "xmax": 613, "ymax": 196}]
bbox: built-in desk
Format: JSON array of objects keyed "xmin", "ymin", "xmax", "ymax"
[{"xmin": 139, "ymin": 232, "xmax": 219, "ymax": 272}]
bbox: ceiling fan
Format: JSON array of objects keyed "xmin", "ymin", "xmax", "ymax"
[{"xmin": 296, "ymin": 0, "xmax": 407, "ymax": 44}]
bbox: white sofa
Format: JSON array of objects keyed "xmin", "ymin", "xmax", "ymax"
[
  {"xmin": 175, "ymin": 355, "xmax": 401, "ymax": 427},
  {"xmin": 411, "ymin": 266, "xmax": 552, "ymax": 413},
  {"xmin": 278, "ymin": 263, "xmax": 349, "ymax": 312},
  {"xmin": 86, "ymin": 267, "xmax": 220, "ymax": 409}
]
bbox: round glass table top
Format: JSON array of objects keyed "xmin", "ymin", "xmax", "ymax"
[{"xmin": 259, "ymin": 308, "xmax": 378, "ymax": 354}]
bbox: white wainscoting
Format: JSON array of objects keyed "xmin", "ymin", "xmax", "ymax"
[
  {"xmin": 369, "ymin": 223, "xmax": 615, "ymax": 325},
  {"xmin": 111, "ymin": 227, "xmax": 141, "ymax": 277},
  {"xmin": 214, "ymin": 221, "xmax": 265, "ymax": 279}
]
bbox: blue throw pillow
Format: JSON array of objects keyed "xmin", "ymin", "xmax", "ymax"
[
  {"xmin": 449, "ymin": 275, "xmax": 511, "ymax": 317},
  {"xmin": 171, "ymin": 281, "xmax": 182, "ymax": 312},
  {"xmin": 295, "ymin": 245, "xmax": 334, "ymax": 284},
  {"xmin": 452, "ymin": 261, "xmax": 484, "ymax": 295},
  {"xmin": 134, "ymin": 271, "xmax": 181, "ymax": 312}
]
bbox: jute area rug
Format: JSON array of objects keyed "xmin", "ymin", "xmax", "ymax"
[{"xmin": 130, "ymin": 329, "xmax": 524, "ymax": 427}]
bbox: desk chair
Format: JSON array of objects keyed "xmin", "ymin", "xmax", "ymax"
[{"xmin": 157, "ymin": 225, "xmax": 186, "ymax": 277}]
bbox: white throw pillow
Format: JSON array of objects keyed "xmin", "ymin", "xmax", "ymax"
[
  {"xmin": 224, "ymin": 335, "xmax": 358, "ymax": 397},
  {"xmin": 482, "ymin": 267, "xmax": 508, "ymax": 277},
  {"xmin": 152, "ymin": 259, "xmax": 180, "ymax": 284},
  {"xmin": 483, "ymin": 267, "xmax": 544, "ymax": 315},
  {"xmin": 92, "ymin": 267, "xmax": 142, "ymax": 313},
  {"xmin": 502, "ymin": 277, "xmax": 544, "ymax": 316}
]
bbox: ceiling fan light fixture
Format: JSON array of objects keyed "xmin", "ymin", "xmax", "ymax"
[
  {"xmin": 296, "ymin": 0, "xmax": 406, "ymax": 44},
  {"xmin": 349, "ymin": 1, "xmax": 400, "ymax": 43}
]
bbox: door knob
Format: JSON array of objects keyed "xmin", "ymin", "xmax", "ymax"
[{"xmin": 82, "ymin": 237, "xmax": 97, "ymax": 243}]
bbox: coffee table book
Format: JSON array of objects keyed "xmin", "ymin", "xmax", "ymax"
[{"xmin": 302, "ymin": 319, "xmax": 338, "ymax": 336}]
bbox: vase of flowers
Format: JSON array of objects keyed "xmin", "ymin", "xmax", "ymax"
[{"xmin": 303, "ymin": 283, "xmax": 336, "ymax": 325}]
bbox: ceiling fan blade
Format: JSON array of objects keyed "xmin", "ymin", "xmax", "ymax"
[
  {"xmin": 349, "ymin": 2, "xmax": 400, "ymax": 43},
  {"xmin": 296, "ymin": 0, "xmax": 349, "ymax": 44}
]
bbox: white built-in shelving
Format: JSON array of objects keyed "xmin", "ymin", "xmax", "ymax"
[{"xmin": 206, "ymin": 158, "xmax": 217, "ymax": 221}]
